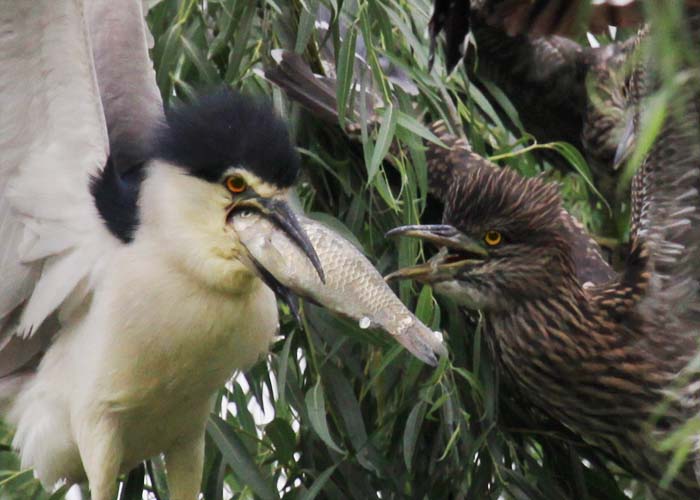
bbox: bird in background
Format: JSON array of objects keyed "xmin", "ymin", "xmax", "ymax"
[
  {"xmin": 263, "ymin": 48, "xmax": 616, "ymax": 288},
  {"xmin": 0, "ymin": 0, "xmax": 444, "ymax": 497},
  {"xmin": 429, "ymin": 0, "xmax": 649, "ymax": 210},
  {"xmin": 432, "ymin": 0, "xmax": 658, "ymax": 41},
  {"xmin": 387, "ymin": 5, "xmax": 700, "ymax": 496},
  {"xmin": 0, "ymin": 1, "xmax": 321, "ymax": 497}
]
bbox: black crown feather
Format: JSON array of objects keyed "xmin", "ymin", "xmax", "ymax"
[{"xmin": 151, "ymin": 89, "xmax": 300, "ymax": 187}]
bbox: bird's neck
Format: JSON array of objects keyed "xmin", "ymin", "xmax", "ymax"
[
  {"xmin": 91, "ymin": 156, "xmax": 145, "ymax": 243},
  {"xmin": 135, "ymin": 162, "xmax": 259, "ymax": 295}
]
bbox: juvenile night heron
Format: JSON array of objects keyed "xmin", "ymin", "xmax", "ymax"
[
  {"xmin": 388, "ymin": 9, "xmax": 700, "ymax": 497},
  {"xmin": 0, "ymin": 1, "xmax": 324, "ymax": 498}
]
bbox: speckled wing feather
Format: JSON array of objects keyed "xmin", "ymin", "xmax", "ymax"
[{"xmin": 625, "ymin": 12, "xmax": 700, "ymax": 332}]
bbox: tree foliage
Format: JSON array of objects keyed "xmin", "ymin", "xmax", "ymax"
[{"xmin": 1, "ymin": 1, "xmax": 694, "ymax": 499}]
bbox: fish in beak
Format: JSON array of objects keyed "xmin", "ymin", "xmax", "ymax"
[
  {"xmin": 231, "ymin": 195, "xmax": 325, "ymax": 283},
  {"xmin": 384, "ymin": 224, "xmax": 487, "ymax": 283},
  {"xmin": 231, "ymin": 214, "xmax": 448, "ymax": 365},
  {"xmin": 228, "ymin": 195, "xmax": 324, "ymax": 321}
]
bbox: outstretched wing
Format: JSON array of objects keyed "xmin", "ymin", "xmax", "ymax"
[
  {"xmin": 0, "ymin": 0, "xmax": 162, "ymax": 377},
  {"xmin": 88, "ymin": 0, "xmax": 163, "ymax": 172},
  {"xmin": 473, "ymin": 0, "xmax": 644, "ymax": 37}
]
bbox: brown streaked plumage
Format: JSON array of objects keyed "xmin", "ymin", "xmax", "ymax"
[
  {"xmin": 390, "ymin": 7, "xmax": 700, "ymax": 496},
  {"xmin": 427, "ymin": 120, "xmax": 616, "ymax": 286}
]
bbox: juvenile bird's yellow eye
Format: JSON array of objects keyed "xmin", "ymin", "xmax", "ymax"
[
  {"xmin": 226, "ymin": 175, "xmax": 247, "ymax": 193},
  {"xmin": 484, "ymin": 230, "xmax": 502, "ymax": 246}
]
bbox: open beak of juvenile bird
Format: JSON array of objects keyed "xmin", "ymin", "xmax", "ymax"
[
  {"xmin": 229, "ymin": 195, "xmax": 325, "ymax": 320},
  {"xmin": 384, "ymin": 224, "xmax": 488, "ymax": 283}
]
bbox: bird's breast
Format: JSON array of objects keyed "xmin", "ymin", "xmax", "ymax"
[{"xmin": 88, "ymin": 246, "xmax": 280, "ymax": 413}]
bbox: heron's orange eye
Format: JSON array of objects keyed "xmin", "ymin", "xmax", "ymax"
[
  {"xmin": 226, "ymin": 176, "xmax": 247, "ymax": 193},
  {"xmin": 484, "ymin": 230, "xmax": 502, "ymax": 246}
]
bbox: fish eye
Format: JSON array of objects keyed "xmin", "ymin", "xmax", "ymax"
[
  {"xmin": 226, "ymin": 175, "xmax": 247, "ymax": 194},
  {"xmin": 484, "ymin": 230, "xmax": 502, "ymax": 246}
]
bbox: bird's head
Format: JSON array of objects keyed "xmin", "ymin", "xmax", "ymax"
[
  {"xmin": 138, "ymin": 90, "xmax": 322, "ymax": 294},
  {"xmin": 387, "ymin": 167, "xmax": 577, "ymax": 311}
]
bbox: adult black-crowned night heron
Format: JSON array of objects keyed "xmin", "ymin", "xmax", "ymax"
[
  {"xmin": 0, "ymin": 1, "xmax": 449, "ymax": 498},
  {"xmin": 388, "ymin": 8, "xmax": 700, "ymax": 497},
  {"xmin": 0, "ymin": 2, "xmax": 328, "ymax": 498}
]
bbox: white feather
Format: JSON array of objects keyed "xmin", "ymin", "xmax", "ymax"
[{"xmin": 8, "ymin": 164, "xmax": 280, "ymax": 488}]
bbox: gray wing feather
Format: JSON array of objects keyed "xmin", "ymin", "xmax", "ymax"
[
  {"xmin": 87, "ymin": 0, "xmax": 164, "ymax": 172},
  {"xmin": 0, "ymin": 0, "xmax": 162, "ymax": 377}
]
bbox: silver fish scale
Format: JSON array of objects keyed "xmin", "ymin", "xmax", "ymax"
[
  {"xmin": 232, "ymin": 213, "xmax": 446, "ymax": 365},
  {"xmin": 304, "ymin": 226, "xmax": 409, "ymax": 328}
]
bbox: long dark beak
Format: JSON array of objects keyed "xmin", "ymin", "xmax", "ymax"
[
  {"xmin": 384, "ymin": 224, "xmax": 487, "ymax": 283},
  {"xmin": 233, "ymin": 196, "xmax": 325, "ymax": 283},
  {"xmin": 250, "ymin": 258, "xmax": 302, "ymax": 323}
]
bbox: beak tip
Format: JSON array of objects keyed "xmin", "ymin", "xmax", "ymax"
[{"xmin": 317, "ymin": 267, "xmax": 326, "ymax": 284}]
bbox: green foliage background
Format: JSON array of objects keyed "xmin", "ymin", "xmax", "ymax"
[{"xmin": 1, "ymin": 1, "xmax": 695, "ymax": 499}]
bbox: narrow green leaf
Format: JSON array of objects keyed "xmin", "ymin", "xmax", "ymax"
[
  {"xmin": 358, "ymin": 5, "xmax": 390, "ymax": 102},
  {"xmin": 119, "ymin": 464, "xmax": 145, "ymax": 500},
  {"xmin": 305, "ymin": 381, "xmax": 345, "ymax": 453},
  {"xmin": 415, "ymin": 285, "xmax": 434, "ymax": 325},
  {"xmin": 322, "ymin": 364, "xmax": 368, "ymax": 452},
  {"xmin": 545, "ymin": 142, "xmax": 611, "ymax": 211},
  {"xmin": 203, "ymin": 453, "xmax": 225, "ymax": 500},
  {"xmin": 147, "ymin": 457, "xmax": 170, "ymax": 500},
  {"xmin": 207, "ymin": 1, "xmax": 235, "ymax": 59},
  {"xmin": 367, "ymin": 104, "xmax": 398, "ymax": 182},
  {"xmin": 300, "ymin": 464, "xmax": 338, "ymax": 500},
  {"xmin": 396, "ymin": 111, "xmax": 448, "ymax": 148},
  {"xmin": 295, "ymin": 0, "xmax": 320, "ymax": 54},
  {"xmin": 180, "ymin": 33, "xmax": 219, "ymax": 83},
  {"xmin": 206, "ymin": 415, "xmax": 278, "ymax": 500},
  {"xmin": 155, "ymin": 24, "xmax": 183, "ymax": 96},
  {"xmin": 48, "ymin": 484, "xmax": 71, "ymax": 500},
  {"xmin": 231, "ymin": 382, "xmax": 257, "ymax": 436},
  {"xmin": 618, "ymin": 86, "xmax": 670, "ymax": 199},
  {"xmin": 336, "ymin": 24, "xmax": 358, "ymax": 126},
  {"xmin": 403, "ymin": 401, "xmax": 426, "ymax": 470},
  {"xmin": 275, "ymin": 330, "xmax": 295, "ymax": 415},
  {"xmin": 266, "ymin": 418, "xmax": 296, "ymax": 464},
  {"xmin": 224, "ymin": 2, "xmax": 255, "ymax": 83}
]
